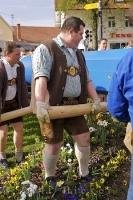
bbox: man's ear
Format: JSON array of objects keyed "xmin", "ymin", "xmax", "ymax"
[{"xmin": 69, "ymin": 28, "xmax": 74, "ymax": 34}]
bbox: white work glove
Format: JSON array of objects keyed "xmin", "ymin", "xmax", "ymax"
[
  {"xmin": 36, "ymin": 101, "xmax": 50, "ymax": 123},
  {"xmin": 91, "ymin": 98, "xmax": 101, "ymax": 113}
]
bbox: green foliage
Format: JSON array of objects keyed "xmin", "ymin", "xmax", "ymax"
[
  {"xmin": 77, "ymin": 0, "xmax": 92, "ymax": 3},
  {"xmin": 77, "ymin": 0, "xmax": 98, "ymax": 3},
  {"xmin": 56, "ymin": 0, "xmax": 77, "ymax": 11},
  {"xmin": 56, "ymin": 0, "xmax": 110, "ymax": 11}
]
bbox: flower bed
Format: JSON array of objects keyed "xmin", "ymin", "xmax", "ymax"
[{"xmin": 0, "ymin": 113, "xmax": 129, "ymax": 200}]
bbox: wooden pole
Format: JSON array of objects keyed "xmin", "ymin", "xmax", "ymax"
[{"xmin": 0, "ymin": 102, "xmax": 107, "ymax": 122}]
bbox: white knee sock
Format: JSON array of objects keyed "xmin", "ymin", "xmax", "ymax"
[
  {"xmin": 42, "ymin": 149, "xmax": 59, "ymax": 179},
  {"xmin": 0, "ymin": 152, "xmax": 6, "ymax": 160},
  {"xmin": 74, "ymin": 143, "xmax": 90, "ymax": 177}
]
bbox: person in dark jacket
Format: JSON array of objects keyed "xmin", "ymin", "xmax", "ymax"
[
  {"xmin": 0, "ymin": 41, "xmax": 28, "ymax": 168},
  {"xmin": 32, "ymin": 16, "xmax": 101, "ymax": 188},
  {"xmin": 107, "ymin": 49, "xmax": 133, "ymax": 200}
]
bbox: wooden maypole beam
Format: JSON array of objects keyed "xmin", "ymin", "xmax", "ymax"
[{"xmin": 0, "ymin": 102, "xmax": 107, "ymax": 122}]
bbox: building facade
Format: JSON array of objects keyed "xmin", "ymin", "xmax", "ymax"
[
  {"xmin": 0, "ymin": 16, "xmax": 13, "ymax": 50},
  {"xmin": 102, "ymin": 0, "xmax": 133, "ymax": 49},
  {"xmin": 55, "ymin": 0, "xmax": 133, "ymax": 49}
]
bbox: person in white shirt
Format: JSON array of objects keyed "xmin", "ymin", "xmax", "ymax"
[{"xmin": 0, "ymin": 42, "xmax": 28, "ymax": 168}]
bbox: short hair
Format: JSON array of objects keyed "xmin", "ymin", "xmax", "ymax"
[
  {"xmin": 4, "ymin": 41, "xmax": 21, "ymax": 54},
  {"xmin": 61, "ymin": 16, "xmax": 85, "ymax": 33},
  {"xmin": 98, "ymin": 38, "xmax": 107, "ymax": 44}
]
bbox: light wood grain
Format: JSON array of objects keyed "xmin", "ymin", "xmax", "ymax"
[{"xmin": 0, "ymin": 102, "xmax": 107, "ymax": 122}]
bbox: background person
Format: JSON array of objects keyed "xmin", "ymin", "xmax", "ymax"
[
  {"xmin": 0, "ymin": 41, "xmax": 28, "ymax": 168},
  {"xmin": 32, "ymin": 16, "xmax": 101, "ymax": 188},
  {"xmin": 97, "ymin": 38, "xmax": 108, "ymax": 100},
  {"xmin": 98, "ymin": 38, "xmax": 108, "ymax": 51},
  {"xmin": 107, "ymin": 49, "xmax": 133, "ymax": 200},
  {"xmin": 126, "ymin": 40, "xmax": 133, "ymax": 48}
]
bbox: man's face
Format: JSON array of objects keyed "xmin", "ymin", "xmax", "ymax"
[
  {"xmin": 99, "ymin": 40, "xmax": 107, "ymax": 50},
  {"xmin": 66, "ymin": 25, "xmax": 84, "ymax": 48},
  {"xmin": 6, "ymin": 48, "xmax": 21, "ymax": 64}
]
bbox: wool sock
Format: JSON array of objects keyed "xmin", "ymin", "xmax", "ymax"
[
  {"xmin": 42, "ymin": 149, "xmax": 59, "ymax": 179},
  {"xmin": 74, "ymin": 143, "xmax": 90, "ymax": 177},
  {"xmin": 15, "ymin": 151, "xmax": 23, "ymax": 162},
  {"xmin": 0, "ymin": 152, "xmax": 6, "ymax": 160}
]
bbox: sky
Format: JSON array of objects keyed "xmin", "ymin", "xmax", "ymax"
[{"xmin": 0, "ymin": 0, "xmax": 55, "ymax": 27}]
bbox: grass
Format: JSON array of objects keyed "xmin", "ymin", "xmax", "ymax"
[{"xmin": 6, "ymin": 114, "xmax": 43, "ymax": 165}]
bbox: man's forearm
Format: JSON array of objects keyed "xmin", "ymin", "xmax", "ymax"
[
  {"xmin": 87, "ymin": 81, "xmax": 99, "ymax": 100},
  {"xmin": 35, "ymin": 77, "xmax": 48, "ymax": 102}
]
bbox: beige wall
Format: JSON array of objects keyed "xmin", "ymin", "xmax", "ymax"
[
  {"xmin": 0, "ymin": 17, "xmax": 13, "ymax": 42},
  {"xmin": 102, "ymin": 8, "xmax": 133, "ymax": 47}
]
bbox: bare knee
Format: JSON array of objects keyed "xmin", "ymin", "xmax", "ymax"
[
  {"xmin": 0, "ymin": 125, "xmax": 8, "ymax": 135},
  {"xmin": 12, "ymin": 122, "xmax": 23, "ymax": 134}
]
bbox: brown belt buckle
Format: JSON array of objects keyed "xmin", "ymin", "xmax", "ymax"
[
  {"xmin": 64, "ymin": 66, "xmax": 79, "ymax": 77},
  {"xmin": 8, "ymin": 78, "xmax": 16, "ymax": 86}
]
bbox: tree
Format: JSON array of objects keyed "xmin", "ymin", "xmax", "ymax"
[
  {"xmin": 56, "ymin": 0, "xmax": 98, "ymax": 10},
  {"xmin": 56, "ymin": 0, "xmax": 77, "ymax": 11}
]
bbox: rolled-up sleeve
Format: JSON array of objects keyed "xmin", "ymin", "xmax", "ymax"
[
  {"xmin": 85, "ymin": 64, "xmax": 92, "ymax": 82},
  {"xmin": 32, "ymin": 44, "xmax": 52, "ymax": 80}
]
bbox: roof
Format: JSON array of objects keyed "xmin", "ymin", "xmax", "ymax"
[{"xmin": 12, "ymin": 26, "xmax": 60, "ymax": 44}]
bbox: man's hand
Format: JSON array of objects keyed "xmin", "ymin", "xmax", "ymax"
[
  {"xmin": 91, "ymin": 98, "xmax": 101, "ymax": 113},
  {"xmin": 36, "ymin": 101, "xmax": 50, "ymax": 123}
]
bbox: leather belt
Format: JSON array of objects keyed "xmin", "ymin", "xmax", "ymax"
[
  {"xmin": 62, "ymin": 97, "xmax": 79, "ymax": 105},
  {"xmin": 5, "ymin": 98, "xmax": 17, "ymax": 104},
  {"xmin": 8, "ymin": 78, "xmax": 16, "ymax": 86},
  {"xmin": 64, "ymin": 66, "xmax": 81, "ymax": 77}
]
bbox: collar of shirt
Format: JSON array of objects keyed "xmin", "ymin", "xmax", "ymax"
[
  {"xmin": 53, "ymin": 35, "xmax": 77, "ymax": 52},
  {"xmin": 53, "ymin": 34, "xmax": 66, "ymax": 48},
  {"xmin": 2, "ymin": 57, "xmax": 19, "ymax": 68},
  {"xmin": 67, "ymin": 48, "xmax": 77, "ymax": 55}
]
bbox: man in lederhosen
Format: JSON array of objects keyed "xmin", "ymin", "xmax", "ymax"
[
  {"xmin": 0, "ymin": 41, "xmax": 28, "ymax": 168},
  {"xmin": 32, "ymin": 16, "xmax": 101, "ymax": 188}
]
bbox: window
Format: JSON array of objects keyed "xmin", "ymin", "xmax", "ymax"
[
  {"xmin": 125, "ymin": 16, "xmax": 133, "ymax": 27},
  {"xmin": 110, "ymin": 43, "xmax": 127, "ymax": 49},
  {"xmin": 110, "ymin": 43, "xmax": 120, "ymax": 49},
  {"xmin": 108, "ymin": 17, "xmax": 115, "ymax": 28}
]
